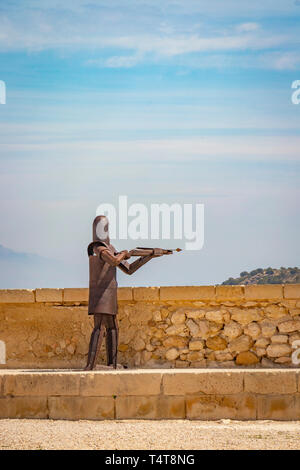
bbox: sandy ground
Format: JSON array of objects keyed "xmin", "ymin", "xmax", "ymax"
[{"xmin": 0, "ymin": 419, "xmax": 299, "ymax": 450}]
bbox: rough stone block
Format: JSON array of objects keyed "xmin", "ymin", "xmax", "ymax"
[
  {"xmin": 4, "ymin": 372, "xmax": 81, "ymax": 396},
  {"xmin": 244, "ymin": 285, "xmax": 283, "ymax": 300},
  {"xmin": 244, "ymin": 371, "xmax": 297, "ymax": 394},
  {"xmin": 216, "ymin": 286, "xmax": 244, "ymax": 301},
  {"xmin": 235, "ymin": 351, "xmax": 259, "ymax": 365},
  {"xmin": 133, "ymin": 287, "xmax": 159, "ymax": 301},
  {"xmin": 63, "ymin": 288, "xmax": 89, "ymax": 303},
  {"xmin": 117, "ymin": 287, "xmax": 133, "ymax": 301},
  {"xmin": 266, "ymin": 343, "xmax": 292, "ymax": 357},
  {"xmin": 188, "ymin": 340, "xmax": 204, "ymax": 351},
  {"xmin": 165, "ymin": 348, "xmax": 180, "ymax": 361},
  {"xmin": 116, "ymin": 395, "xmax": 185, "ymax": 419},
  {"xmin": 0, "ymin": 397, "xmax": 48, "ymax": 418},
  {"xmin": 80, "ymin": 371, "xmax": 162, "ymax": 396},
  {"xmin": 231, "ymin": 309, "xmax": 262, "ymax": 325},
  {"xmin": 278, "ymin": 320, "xmax": 300, "ymax": 334},
  {"xmin": 160, "ymin": 286, "xmax": 215, "ymax": 301},
  {"xmin": 163, "ymin": 371, "xmax": 243, "ymax": 395},
  {"xmin": 171, "ymin": 311, "xmax": 186, "ymax": 324},
  {"xmin": 284, "ymin": 284, "xmax": 300, "ymax": 299},
  {"xmin": 271, "ymin": 335, "xmax": 288, "ymax": 344},
  {"xmin": 35, "ymin": 288, "xmax": 63, "ymax": 303},
  {"xmin": 206, "ymin": 336, "xmax": 227, "ymax": 351},
  {"xmin": 257, "ymin": 395, "xmax": 298, "ymax": 420},
  {"xmin": 186, "ymin": 394, "xmax": 256, "ymax": 420},
  {"xmin": 48, "ymin": 396, "xmax": 114, "ymax": 420},
  {"xmin": 228, "ymin": 335, "xmax": 253, "ymax": 353},
  {"xmin": 0, "ymin": 289, "xmax": 35, "ymax": 303}
]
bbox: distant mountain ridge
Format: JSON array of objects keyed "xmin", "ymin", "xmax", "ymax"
[
  {"xmin": 0, "ymin": 244, "xmax": 77, "ymax": 289},
  {"xmin": 222, "ymin": 267, "xmax": 300, "ymax": 285},
  {"xmin": 0, "ymin": 244, "xmax": 46, "ymax": 262}
]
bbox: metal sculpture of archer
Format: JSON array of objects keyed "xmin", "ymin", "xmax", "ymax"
[{"xmin": 85, "ymin": 215, "xmax": 181, "ymax": 370}]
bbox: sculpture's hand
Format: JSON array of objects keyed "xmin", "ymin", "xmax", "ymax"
[{"xmin": 120, "ymin": 250, "xmax": 131, "ymax": 260}]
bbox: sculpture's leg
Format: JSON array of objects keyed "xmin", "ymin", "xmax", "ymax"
[
  {"xmin": 85, "ymin": 314, "xmax": 105, "ymax": 370},
  {"xmin": 90, "ymin": 324, "xmax": 105, "ymax": 370},
  {"xmin": 111, "ymin": 328, "xmax": 118, "ymax": 369},
  {"xmin": 106, "ymin": 327, "xmax": 113, "ymax": 366},
  {"xmin": 106, "ymin": 315, "xmax": 119, "ymax": 368},
  {"xmin": 114, "ymin": 316, "xmax": 119, "ymax": 369},
  {"xmin": 84, "ymin": 328, "xmax": 99, "ymax": 370}
]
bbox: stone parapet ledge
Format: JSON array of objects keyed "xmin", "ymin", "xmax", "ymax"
[
  {"xmin": 0, "ymin": 284, "xmax": 299, "ymax": 304},
  {"xmin": 0, "ymin": 369, "xmax": 299, "ymax": 420}
]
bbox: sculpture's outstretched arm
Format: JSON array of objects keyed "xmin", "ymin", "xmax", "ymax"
[
  {"xmin": 97, "ymin": 247, "xmax": 129, "ymax": 267},
  {"xmin": 97, "ymin": 246, "xmax": 161, "ymax": 274},
  {"xmin": 118, "ymin": 255, "xmax": 154, "ymax": 275}
]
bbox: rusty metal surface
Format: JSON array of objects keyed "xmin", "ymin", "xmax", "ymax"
[{"xmin": 85, "ymin": 215, "xmax": 175, "ymax": 370}]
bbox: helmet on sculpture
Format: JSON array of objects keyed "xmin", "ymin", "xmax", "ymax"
[{"xmin": 93, "ymin": 215, "xmax": 110, "ymax": 244}]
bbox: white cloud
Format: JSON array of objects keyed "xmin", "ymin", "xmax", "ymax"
[
  {"xmin": 0, "ymin": 1, "xmax": 297, "ymax": 73},
  {"xmin": 1, "ymin": 136, "xmax": 300, "ymax": 162},
  {"xmin": 86, "ymin": 54, "xmax": 143, "ymax": 68},
  {"xmin": 0, "ymin": 2, "xmax": 295, "ymax": 59},
  {"xmin": 81, "ymin": 33, "xmax": 294, "ymax": 69},
  {"xmin": 236, "ymin": 22, "xmax": 260, "ymax": 32},
  {"xmin": 0, "ymin": 16, "xmax": 288, "ymax": 55},
  {"xmin": 106, "ymin": 33, "xmax": 290, "ymax": 56},
  {"xmin": 259, "ymin": 52, "xmax": 300, "ymax": 70}
]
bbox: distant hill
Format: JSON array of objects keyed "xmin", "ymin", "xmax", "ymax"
[
  {"xmin": 0, "ymin": 244, "xmax": 46, "ymax": 262},
  {"xmin": 222, "ymin": 267, "xmax": 300, "ymax": 285},
  {"xmin": 0, "ymin": 244, "xmax": 76, "ymax": 288}
]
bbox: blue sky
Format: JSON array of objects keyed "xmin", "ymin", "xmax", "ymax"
[{"xmin": 0, "ymin": 0, "xmax": 299, "ymax": 287}]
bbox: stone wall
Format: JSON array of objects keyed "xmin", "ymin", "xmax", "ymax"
[{"xmin": 0, "ymin": 285, "xmax": 299, "ymax": 369}]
